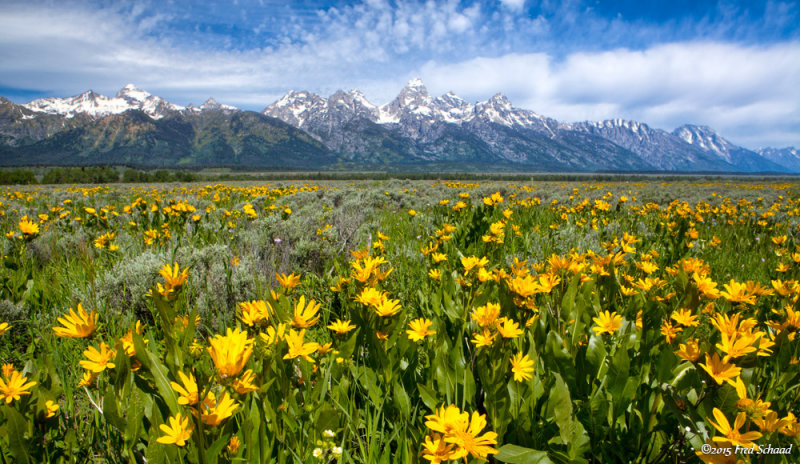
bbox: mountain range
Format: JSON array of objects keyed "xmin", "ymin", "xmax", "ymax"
[{"xmin": 0, "ymin": 80, "xmax": 797, "ymax": 172}]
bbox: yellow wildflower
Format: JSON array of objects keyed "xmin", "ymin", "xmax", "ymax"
[
  {"xmin": 671, "ymin": 308, "xmax": 699, "ymax": 327},
  {"xmin": 471, "ymin": 329, "xmax": 496, "ymax": 348},
  {"xmin": 77, "ymin": 370, "xmax": 97, "ymax": 388},
  {"xmin": 708, "ymin": 408, "xmax": 762, "ymax": 449},
  {"xmin": 660, "ymin": 320, "xmax": 682, "ymax": 343},
  {"xmin": 259, "ymin": 323, "xmax": 287, "ymax": 346},
  {"xmin": 52, "ymin": 303, "xmax": 97, "ymax": 338},
  {"xmin": 200, "ymin": 391, "xmax": 239, "ymax": 426},
  {"xmin": 461, "ymin": 256, "xmax": 489, "ymax": 275},
  {"xmin": 355, "ymin": 287, "xmax": 385, "ymax": 307},
  {"xmin": 45, "ymin": 400, "xmax": 59, "ymax": 418},
  {"xmin": 510, "ymin": 353, "xmax": 534, "ymax": 382},
  {"xmin": 327, "ymin": 319, "xmax": 357, "ymax": 334},
  {"xmin": 283, "ymin": 329, "xmax": 319, "ymax": 363},
  {"xmin": 0, "ymin": 365, "xmax": 37, "ymax": 403},
  {"xmin": 232, "ymin": 369, "xmax": 259, "ymax": 394},
  {"xmin": 406, "ymin": 318, "xmax": 435, "ymax": 342},
  {"xmin": 496, "ymin": 318, "xmax": 523, "ymax": 338},
  {"xmin": 292, "ymin": 296, "xmax": 321, "ymax": 328},
  {"xmin": 374, "ymin": 298, "xmax": 402, "ymax": 317},
  {"xmin": 18, "ymin": 216, "xmax": 39, "ymax": 237},
  {"xmin": 716, "ymin": 331, "xmax": 758, "ymax": 361},
  {"xmin": 699, "ymin": 353, "xmax": 741, "ymax": 385},
  {"xmin": 79, "ymin": 342, "xmax": 116, "ymax": 373},
  {"xmin": 675, "ymin": 339, "xmax": 701, "ymax": 362},
  {"xmin": 421, "ymin": 434, "xmax": 458, "ymax": 464},
  {"xmin": 471, "ymin": 303, "xmax": 501, "ymax": 328},
  {"xmin": 592, "ymin": 310, "xmax": 623, "ymax": 336},
  {"xmin": 171, "ymin": 371, "xmax": 199, "ymax": 406},
  {"xmin": 207, "ymin": 328, "xmax": 254, "ymax": 378},
  {"xmin": 157, "ymin": 413, "xmax": 193, "ymax": 446},
  {"xmin": 159, "ymin": 262, "xmax": 189, "ymax": 290},
  {"xmin": 276, "ymin": 272, "xmax": 301, "ymax": 290},
  {"xmin": 227, "ymin": 436, "xmax": 241, "ymax": 454},
  {"xmin": 238, "ymin": 300, "xmax": 271, "ymax": 326},
  {"xmin": 693, "ymin": 273, "xmax": 721, "ymax": 299},
  {"xmin": 719, "ymin": 280, "xmax": 756, "ymax": 305}
]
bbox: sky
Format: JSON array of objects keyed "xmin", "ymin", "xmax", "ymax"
[{"xmin": 0, "ymin": 0, "xmax": 798, "ymax": 149}]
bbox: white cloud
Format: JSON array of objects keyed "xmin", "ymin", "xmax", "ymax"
[
  {"xmin": 499, "ymin": 0, "xmax": 526, "ymax": 11},
  {"xmin": 447, "ymin": 12, "xmax": 472, "ymax": 33}
]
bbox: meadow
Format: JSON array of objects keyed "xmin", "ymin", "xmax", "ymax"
[{"xmin": 0, "ymin": 178, "xmax": 799, "ymax": 463}]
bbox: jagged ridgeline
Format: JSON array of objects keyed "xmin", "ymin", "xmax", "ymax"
[{"xmin": 0, "ymin": 82, "xmax": 797, "ymax": 172}]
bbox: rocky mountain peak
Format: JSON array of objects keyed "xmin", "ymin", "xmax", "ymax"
[
  {"xmin": 375, "ymin": 82, "xmax": 430, "ymax": 123},
  {"xmin": 673, "ymin": 124, "xmax": 734, "ymax": 153},
  {"xmin": 405, "ymin": 77, "xmax": 426, "ymax": 90},
  {"xmin": 21, "ymin": 85, "xmax": 241, "ymax": 120},
  {"xmin": 115, "ymin": 84, "xmax": 150, "ymax": 102},
  {"xmin": 391, "ymin": 78, "xmax": 431, "ymax": 106},
  {"xmin": 200, "ymin": 98, "xmax": 220, "ymax": 109},
  {"xmin": 327, "ymin": 89, "xmax": 379, "ymax": 120},
  {"xmin": 272, "ymin": 90, "xmax": 323, "ymax": 108},
  {"xmin": 486, "ymin": 93, "xmax": 512, "ymax": 109}
]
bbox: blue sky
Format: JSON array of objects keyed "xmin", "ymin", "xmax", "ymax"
[{"xmin": 1, "ymin": 0, "xmax": 798, "ymax": 148}]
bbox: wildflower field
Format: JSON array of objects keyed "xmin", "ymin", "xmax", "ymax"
[{"xmin": 1, "ymin": 178, "xmax": 799, "ymax": 463}]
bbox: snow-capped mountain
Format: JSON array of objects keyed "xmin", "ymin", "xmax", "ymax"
[
  {"xmin": 2, "ymin": 80, "xmax": 795, "ymax": 172},
  {"xmin": 24, "ymin": 85, "xmax": 237, "ymax": 120},
  {"xmin": 0, "ymin": 95, "xmax": 329, "ymax": 167},
  {"xmin": 756, "ymin": 147, "xmax": 800, "ymax": 172},
  {"xmin": 472, "ymin": 93, "xmax": 558, "ymax": 135},
  {"xmin": 263, "ymin": 78, "xmax": 792, "ymax": 172},
  {"xmin": 378, "ymin": 78, "xmax": 439, "ymax": 123},
  {"xmin": 189, "ymin": 97, "xmax": 239, "ymax": 113},
  {"xmin": 264, "ymin": 90, "xmax": 327, "ymax": 128},
  {"xmin": 673, "ymin": 124, "xmax": 787, "ymax": 172},
  {"xmin": 264, "ymin": 79, "xmax": 556, "ymax": 131},
  {"xmin": 263, "ymin": 79, "xmax": 650, "ymax": 170},
  {"xmin": 566, "ymin": 119, "xmax": 737, "ymax": 171}
]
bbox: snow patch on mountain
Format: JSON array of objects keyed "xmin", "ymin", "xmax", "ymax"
[
  {"xmin": 672, "ymin": 125, "xmax": 736, "ymax": 162},
  {"xmin": 24, "ymin": 85, "xmax": 237, "ymax": 120},
  {"xmin": 756, "ymin": 146, "xmax": 800, "ymax": 172},
  {"xmin": 264, "ymin": 78, "xmax": 558, "ymax": 132}
]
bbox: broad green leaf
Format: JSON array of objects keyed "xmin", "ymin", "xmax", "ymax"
[
  {"xmin": 417, "ymin": 383, "xmax": 439, "ymax": 411},
  {"xmin": 393, "ymin": 380, "xmax": 411, "ymax": 418},
  {"xmin": 3, "ymin": 406, "xmax": 33, "ymax": 464},
  {"xmin": 133, "ymin": 332, "xmax": 180, "ymax": 414},
  {"xmin": 205, "ymin": 432, "xmax": 231, "ymax": 464},
  {"xmin": 495, "ymin": 444, "xmax": 553, "ymax": 464},
  {"xmin": 547, "ymin": 373, "xmax": 590, "ymax": 460}
]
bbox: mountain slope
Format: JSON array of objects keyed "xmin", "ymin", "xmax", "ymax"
[
  {"xmin": 673, "ymin": 125, "xmax": 788, "ymax": 172},
  {"xmin": 567, "ymin": 119, "xmax": 737, "ymax": 171},
  {"xmin": 264, "ymin": 80, "xmax": 653, "ymax": 171},
  {"xmin": 0, "ymin": 81, "xmax": 793, "ymax": 172},
  {"xmin": 264, "ymin": 78, "xmax": 798, "ymax": 173},
  {"xmin": 756, "ymin": 147, "xmax": 800, "ymax": 172},
  {"xmin": 0, "ymin": 97, "xmax": 334, "ymax": 167}
]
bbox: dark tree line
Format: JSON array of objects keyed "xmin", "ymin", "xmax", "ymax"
[{"xmin": 0, "ymin": 167, "xmax": 199, "ymax": 185}]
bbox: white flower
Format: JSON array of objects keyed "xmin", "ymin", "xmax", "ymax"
[
  {"xmin": 331, "ymin": 446, "xmax": 343, "ymax": 456},
  {"xmin": 312, "ymin": 448, "xmax": 323, "ymax": 458},
  {"xmin": 323, "ymin": 429, "xmax": 335, "ymax": 438}
]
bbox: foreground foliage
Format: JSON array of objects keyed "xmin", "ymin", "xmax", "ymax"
[{"xmin": 0, "ymin": 179, "xmax": 799, "ymax": 463}]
